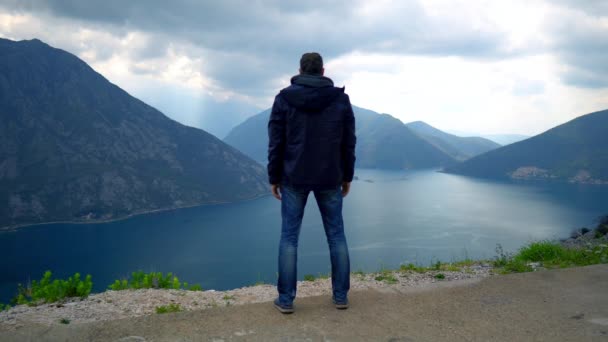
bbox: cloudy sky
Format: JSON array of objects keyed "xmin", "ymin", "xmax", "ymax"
[{"xmin": 1, "ymin": 0, "xmax": 607, "ymax": 138}]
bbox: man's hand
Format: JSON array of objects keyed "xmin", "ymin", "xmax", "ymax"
[
  {"xmin": 271, "ymin": 184, "xmax": 281, "ymax": 200},
  {"xmin": 341, "ymin": 182, "xmax": 351, "ymax": 197}
]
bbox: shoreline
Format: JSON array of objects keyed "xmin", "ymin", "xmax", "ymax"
[
  {"xmin": 0, "ymin": 264, "xmax": 494, "ymax": 329},
  {"xmin": 0, "ymin": 193, "xmax": 270, "ymax": 232},
  {"xmin": 0, "ymin": 231, "xmax": 605, "ymax": 329}
]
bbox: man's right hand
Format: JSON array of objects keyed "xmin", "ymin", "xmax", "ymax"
[
  {"xmin": 341, "ymin": 182, "xmax": 351, "ymax": 197},
  {"xmin": 271, "ymin": 184, "xmax": 281, "ymax": 200}
]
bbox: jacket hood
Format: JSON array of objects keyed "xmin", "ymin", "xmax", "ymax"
[{"xmin": 280, "ymin": 74, "xmax": 344, "ymax": 111}]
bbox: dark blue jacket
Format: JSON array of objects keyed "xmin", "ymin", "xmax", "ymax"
[{"xmin": 267, "ymin": 74, "xmax": 356, "ymax": 189}]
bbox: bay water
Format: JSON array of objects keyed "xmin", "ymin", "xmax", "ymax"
[{"xmin": 1, "ymin": 169, "xmax": 606, "ymax": 303}]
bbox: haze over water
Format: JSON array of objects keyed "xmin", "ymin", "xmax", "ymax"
[{"xmin": 1, "ymin": 169, "xmax": 606, "ymax": 302}]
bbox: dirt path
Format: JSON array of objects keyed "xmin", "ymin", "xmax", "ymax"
[{"xmin": 2, "ymin": 264, "xmax": 607, "ymax": 341}]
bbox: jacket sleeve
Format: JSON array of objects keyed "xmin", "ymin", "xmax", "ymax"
[
  {"xmin": 267, "ymin": 95, "xmax": 287, "ymax": 184},
  {"xmin": 342, "ymin": 95, "xmax": 356, "ymax": 182}
]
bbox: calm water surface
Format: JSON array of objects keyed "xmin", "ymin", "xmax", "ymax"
[{"xmin": 1, "ymin": 169, "xmax": 607, "ymax": 302}]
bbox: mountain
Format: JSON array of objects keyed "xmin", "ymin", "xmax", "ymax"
[
  {"xmin": 224, "ymin": 109, "xmax": 270, "ymax": 163},
  {"xmin": 405, "ymin": 121, "xmax": 500, "ymax": 160},
  {"xmin": 224, "ymin": 105, "xmax": 456, "ymax": 169},
  {"xmin": 0, "ymin": 38, "xmax": 267, "ymax": 229},
  {"xmin": 482, "ymin": 134, "xmax": 530, "ymax": 146},
  {"xmin": 445, "ymin": 109, "xmax": 608, "ymax": 184}
]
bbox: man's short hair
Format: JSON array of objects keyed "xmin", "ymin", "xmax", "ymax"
[{"xmin": 300, "ymin": 52, "xmax": 323, "ymax": 75}]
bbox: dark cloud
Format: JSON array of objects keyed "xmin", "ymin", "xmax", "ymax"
[
  {"xmin": 2, "ymin": 0, "xmax": 606, "ymax": 93},
  {"xmin": 548, "ymin": 4, "xmax": 608, "ymax": 88},
  {"xmin": 0, "ymin": 0, "xmax": 511, "ymax": 96}
]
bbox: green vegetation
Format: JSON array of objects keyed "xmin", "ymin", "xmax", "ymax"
[
  {"xmin": 400, "ymin": 263, "xmax": 427, "ymax": 273},
  {"xmin": 495, "ymin": 240, "xmax": 608, "ymax": 274},
  {"xmin": 108, "ymin": 271, "xmax": 202, "ymax": 291},
  {"xmin": 12, "ymin": 271, "xmax": 92, "ymax": 305},
  {"xmin": 155, "ymin": 303, "xmax": 182, "ymax": 314},
  {"xmin": 0, "ymin": 303, "xmax": 10, "ymax": 311},
  {"xmin": 59, "ymin": 318, "xmax": 70, "ymax": 324},
  {"xmin": 303, "ymin": 274, "xmax": 316, "ymax": 281},
  {"xmin": 434, "ymin": 273, "xmax": 445, "ymax": 280},
  {"xmin": 302, "ymin": 273, "xmax": 330, "ymax": 282},
  {"xmin": 399, "ymin": 259, "xmax": 482, "ymax": 274},
  {"xmin": 222, "ymin": 295, "xmax": 235, "ymax": 301},
  {"xmin": 374, "ymin": 269, "xmax": 398, "ymax": 284}
]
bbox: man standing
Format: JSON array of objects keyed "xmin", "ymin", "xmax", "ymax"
[{"xmin": 268, "ymin": 52, "xmax": 356, "ymax": 314}]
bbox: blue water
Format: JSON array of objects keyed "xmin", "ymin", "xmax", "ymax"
[{"xmin": 1, "ymin": 169, "xmax": 607, "ymax": 303}]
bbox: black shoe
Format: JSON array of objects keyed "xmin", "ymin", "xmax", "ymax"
[
  {"xmin": 333, "ymin": 298, "xmax": 349, "ymax": 310},
  {"xmin": 274, "ymin": 298, "xmax": 294, "ymax": 314}
]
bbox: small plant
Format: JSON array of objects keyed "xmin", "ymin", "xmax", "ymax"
[
  {"xmin": 501, "ymin": 259, "xmax": 534, "ymax": 273},
  {"xmin": 155, "ymin": 303, "xmax": 182, "ymax": 314},
  {"xmin": 59, "ymin": 318, "xmax": 70, "ymax": 324},
  {"xmin": 434, "ymin": 273, "xmax": 445, "ymax": 280},
  {"xmin": 493, "ymin": 244, "xmax": 511, "ymax": 268},
  {"xmin": 0, "ymin": 303, "xmax": 10, "ymax": 311},
  {"xmin": 400, "ymin": 263, "xmax": 427, "ymax": 273},
  {"xmin": 188, "ymin": 284, "xmax": 203, "ymax": 291},
  {"xmin": 432, "ymin": 260, "xmax": 442, "ymax": 270},
  {"xmin": 303, "ymin": 274, "xmax": 316, "ymax": 281},
  {"xmin": 353, "ymin": 270, "xmax": 365, "ymax": 276},
  {"xmin": 12, "ymin": 271, "xmax": 93, "ymax": 305},
  {"xmin": 374, "ymin": 269, "xmax": 398, "ymax": 284},
  {"xmin": 317, "ymin": 273, "xmax": 331, "ymax": 280},
  {"xmin": 222, "ymin": 295, "xmax": 235, "ymax": 301}
]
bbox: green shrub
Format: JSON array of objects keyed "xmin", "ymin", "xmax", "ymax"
[
  {"xmin": 108, "ymin": 271, "xmax": 202, "ymax": 291},
  {"xmin": 496, "ymin": 240, "xmax": 608, "ymax": 273},
  {"xmin": 400, "ymin": 263, "xmax": 427, "ymax": 273},
  {"xmin": 516, "ymin": 241, "xmax": 566, "ymax": 262},
  {"xmin": 59, "ymin": 318, "xmax": 70, "ymax": 324},
  {"xmin": 502, "ymin": 259, "xmax": 534, "ymax": 273},
  {"xmin": 353, "ymin": 270, "xmax": 365, "ymax": 276},
  {"xmin": 12, "ymin": 271, "xmax": 92, "ymax": 305},
  {"xmin": 0, "ymin": 303, "xmax": 10, "ymax": 311},
  {"xmin": 434, "ymin": 273, "xmax": 445, "ymax": 280},
  {"xmin": 303, "ymin": 274, "xmax": 316, "ymax": 281},
  {"xmin": 155, "ymin": 303, "xmax": 182, "ymax": 314},
  {"xmin": 375, "ymin": 269, "xmax": 398, "ymax": 284},
  {"xmin": 188, "ymin": 284, "xmax": 203, "ymax": 291}
]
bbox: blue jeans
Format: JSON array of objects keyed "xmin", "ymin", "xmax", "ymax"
[{"xmin": 277, "ymin": 185, "xmax": 350, "ymax": 305}]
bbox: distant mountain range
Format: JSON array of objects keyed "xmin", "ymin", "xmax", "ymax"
[
  {"xmin": 405, "ymin": 121, "xmax": 500, "ymax": 161},
  {"xmin": 0, "ymin": 38, "xmax": 267, "ymax": 229},
  {"xmin": 224, "ymin": 105, "xmax": 500, "ymax": 169},
  {"xmin": 445, "ymin": 109, "xmax": 608, "ymax": 184},
  {"xmin": 481, "ymin": 134, "xmax": 530, "ymax": 146}
]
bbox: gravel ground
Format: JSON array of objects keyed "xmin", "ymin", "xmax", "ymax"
[{"xmin": 0, "ymin": 264, "xmax": 493, "ymax": 330}]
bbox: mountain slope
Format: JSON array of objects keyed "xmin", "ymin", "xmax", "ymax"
[
  {"xmin": 0, "ymin": 38, "xmax": 267, "ymax": 228},
  {"xmin": 224, "ymin": 105, "xmax": 456, "ymax": 169},
  {"xmin": 444, "ymin": 109, "xmax": 608, "ymax": 184},
  {"xmin": 481, "ymin": 134, "xmax": 529, "ymax": 146},
  {"xmin": 405, "ymin": 121, "xmax": 500, "ymax": 160}
]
